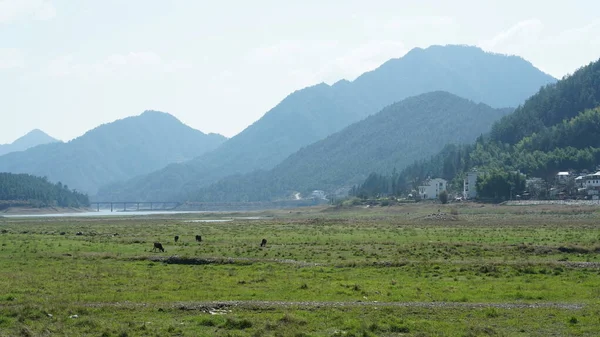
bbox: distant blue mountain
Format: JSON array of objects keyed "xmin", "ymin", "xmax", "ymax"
[
  {"xmin": 97, "ymin": 45, "xmax": 556, "ymax": 201},
  {"xmin": 0, "ymin": 111, "xmax": 226, "ymax": 194},
  {"xmin": 0, "ymin": 129, "xmax": 60, "ymax": 156}
]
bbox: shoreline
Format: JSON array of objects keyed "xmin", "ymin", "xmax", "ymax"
[{"xmin": 0, "ymin": 207, "xmax": 92, "ymax": 215}]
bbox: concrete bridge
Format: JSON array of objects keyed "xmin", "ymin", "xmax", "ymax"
[{"xmin": 89, "ymin": 201, "xmax": 182, "ymax": 212}]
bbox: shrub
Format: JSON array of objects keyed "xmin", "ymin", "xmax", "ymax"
[
  {"xmin": 439, "ymin": 190, "xmax": 449, "ymax": 204},
  {"xmin": 198, "ymin": 318, "xmax": 216, "ymax": 327},
  {"xmin": 390, "ymin": 325, "xmax": 410, "ymax": 333},
  {"xmin": 224, "ymin": 318, "xmax": 253, "ymax": 330}
]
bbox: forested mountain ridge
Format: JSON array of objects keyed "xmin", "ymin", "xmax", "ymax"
[
  {"xmin": 97, "ymin": 44, "xmax": 555, "ymax": 201},
  {"xmin": 185, "ymin": 91, "xmax": 513, "ymax": 202},
  {"xmin": 0, "ymin": 129, "xmax": 60, "ymax": 156},
  {"xmin": 490, "ymin": 59, "xmax": 600, "ymax": 144},
  {"xmin": 353, "ymin": 58, "xmax": 600, "ymax": 199},
  {"xmin": 0, "ymin": 173, "xmax": 89, "ymax": 209},
  {"xmin": 0, "ymin": 111, "xmax": 226, "ymax": 195}
]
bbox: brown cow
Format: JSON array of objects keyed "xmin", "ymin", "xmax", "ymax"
[
  {"xmin": 152, "ymin": 242, "xmax": 165, "ymax": 252},
  {"xmin": 260, "ymin": 238, "xmax": 267, "ymax": 247}
]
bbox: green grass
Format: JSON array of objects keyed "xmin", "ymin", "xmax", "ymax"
[{"xmin": 1, "ymin": 203, "xmax": 600, "ymax": 335}]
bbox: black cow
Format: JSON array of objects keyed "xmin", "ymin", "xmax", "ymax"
[
  {"xmin": 152, "ymin": 242, "xmax": 165, "ymax": 252},
  {"xmin": 260, "ymin": 238, "xmax": 267, "ymax": 247},
  {"xmin": 174, "ymin": 235, "xmax": 179, "ymax": 243},
  {"xmin": 195, "ymin": 235, "xmax": 202, "ymax": 242}
]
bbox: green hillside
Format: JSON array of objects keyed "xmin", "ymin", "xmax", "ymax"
[
  {"xmin": 98, "ymin": 45, "xmax": 555, "ymax": 201},
  {"xmin": 0, "ymin": 173, "xmax": 89, "ymax": 209},
  {"xmin": 490, "ymin": 59, "xmax": 600, "ymax": 144},
  {"xmin": 353, "ymin": 58, "xmax": 600, "ymax": 199},
  {"xmin": 187, "ymin": 92, "xmax": 512, "ymax": 202},
  {"xmin": 0, "ymin": 111, "xmax": 226, "ymax": 194}
]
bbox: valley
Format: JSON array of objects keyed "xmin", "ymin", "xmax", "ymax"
[
  {"xmin": 3, "ymin": 3, "xmax": 600, "ymax": 336},
  {"xmin": 1, "ymin": 203, "xmax": 599, "ymax": 336}
]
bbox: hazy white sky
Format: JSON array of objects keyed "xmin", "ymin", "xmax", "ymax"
[{"xmin": 1, "ymin": 0, "xmax": 599, "ymax": 144}]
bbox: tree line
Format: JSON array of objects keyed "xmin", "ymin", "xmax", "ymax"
[
  {"xmin": 351, "ymin": 58, "xmax": 600, "ymax": 201},
  {"xmin": 0, "ymin": 172, "xmax": 89, "ymax": 208}
]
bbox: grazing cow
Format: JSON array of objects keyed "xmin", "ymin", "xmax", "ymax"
[
  {"xmin": 152, "ymin": 242, "xmax": 165, "ymax": 252},
  {"xmin": 260, "ymin": 238, "xmax": 267, "ymax": 247},
  {"xmin": 174, "ymin": 235, "xmax": 179, "ymax": 243},
  {"xmin": 76, "ymin": 231, "xmax": 83, "ymax": 236},
  {"xmin": 195, "ymin": 235, "xmax": 202, "ymax": 242}
]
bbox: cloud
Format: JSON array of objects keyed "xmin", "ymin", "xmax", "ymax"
[
  {"xmin": 245, "ymin": 39, "xmax": 407, "ymax": 86},
  {"xmin": 0, "ymin": 0, "xmax": 56, "ymax": 23},
  {"xmin": 246, "ymin": 40, "xmax": 339, "ymax": 66},
  {"xmin": 0, "ymin": 48, "xmax": 25, "ymax": 69},
  {"xmin": 480, "ymin": 19, "xmax": 600, "ymax": 77},
  {"xmin": 552, "ymin": 20, "xmax": 600, "ymax": 45},
  {"xmin": 244, "ymin": 16, "xmax": 454, "ymax": 86},
  {"xmin": 319, "ymin": 40, "xmax": 407, "ymax": 82},
  {"xmin": 47, "ymin": 52, "xmax": 192, "ymax": 78},
  {"xmin": 384, "ymin": 16, "xmax": 456, "ymax": 31},
  {"xmin": 479, "ymin": 19, "xmax": 544, "ymax": 52}
]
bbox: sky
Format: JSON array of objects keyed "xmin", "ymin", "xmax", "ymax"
[{"xmin": 1, "ymin": 0, "xmax": 600, "ymax": 144}]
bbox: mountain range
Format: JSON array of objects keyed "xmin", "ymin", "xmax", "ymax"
[
  {"xmin": 0, "ymin": 129, "xmax": 59, "ymax": 156},
  {"xmin": 0, "ymin": 111, "xmax": 226, "ymax": 194},
  {"xmin": 353, "ymin": 57, "xmax": 600, "ymax": 199},
  {"xmin": 96, "ymin": 45, "xmax": 556, "ymax": 201},
  {"xmin": 189, "ymin": 91, "xmax": 513, "ymax": 202}
]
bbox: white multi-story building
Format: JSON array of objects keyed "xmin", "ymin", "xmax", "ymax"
[
  {"xmin": 583, "ymin": 172, "xmax": 600, "ymax": 189},
  {"xmin": 418, "ymin": 178, "xmax": 447, "ymax": 200},
  {"xmin": 463, "ymin": 171, "xmax": 483, "ymax": 199}
]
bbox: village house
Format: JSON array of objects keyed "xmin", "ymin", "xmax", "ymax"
[
  {"xmin": 311, "ymin": 190, "xmax": 327, "ymax": 199},
  {"xmin": 582, "ymin": 171, "xmax": 600, "ymax": 198},
  {"xmin": 556, "ymin": 171, "xmax": 571, "ymax": 185},
  {"xmin": 463, "ymin": 171, "xmax": 483, "ymax": 199},
  {"xmin": 418, "ymin": 178, "xmax": 447, "ymax": 200},
  {"xmin": 575, "ymin": 175, "xmax": 585, "ymax": 188}
]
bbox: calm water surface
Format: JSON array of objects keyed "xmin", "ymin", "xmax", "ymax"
[{"xmin": 2, "ymin": 210, "xmax": 262, "ymax": 219}]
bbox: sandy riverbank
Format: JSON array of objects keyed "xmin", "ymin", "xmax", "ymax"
[{"xmin": 0, "ymin": 207, "xmax": 93, "ymax": 215}]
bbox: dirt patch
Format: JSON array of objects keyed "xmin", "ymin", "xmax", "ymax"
[
  {"xmin": 421, "ymin": 213, "xmax": 459, "ymax": 221},
  {"xmin": 140, "ymin": 255, "xmax": 323, "ymax": 267}
]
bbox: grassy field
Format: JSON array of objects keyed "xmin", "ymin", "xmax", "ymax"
[{"xmin": 1, "ymin": 203, "xmax": 600, "ymax": 336}]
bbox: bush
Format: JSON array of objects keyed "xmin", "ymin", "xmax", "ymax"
[
  {"xmin": 439, "ymin": 190, "xmax": 449, "ymax": 204},
  {"xmin": 341, "ymin": 197, "xmax": 362, "ymax": 207},
  {"xmin": 224, "ymin": 318, "xmax": 253, "ymax": 330},
  {"xmin": 390, "ymin": 325, "xmax": 410, "ymax": 333}
]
